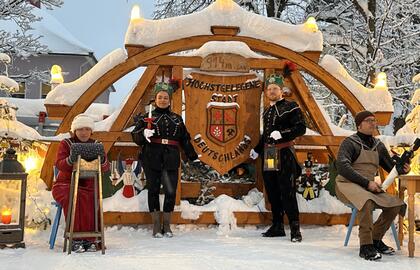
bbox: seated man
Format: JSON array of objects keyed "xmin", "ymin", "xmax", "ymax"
[{"xmin": 335, "ymin": 111, "xmax": 410, "ymax": 261}]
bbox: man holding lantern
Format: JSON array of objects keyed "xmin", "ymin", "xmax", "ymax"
[{"xmin": 250, "ymin": 74, "xmax": 306, "ymax": 242}]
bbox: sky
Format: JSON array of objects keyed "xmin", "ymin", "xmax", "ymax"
[{"xmin": 46, "ymin": 0, "xmax": 155, "ymax": 107}]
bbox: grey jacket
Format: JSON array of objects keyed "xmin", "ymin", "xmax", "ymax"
[{"xmin": 336, "ymin": 133, "xmax": 394, "ymax": 188}]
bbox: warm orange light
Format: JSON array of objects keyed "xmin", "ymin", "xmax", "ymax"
[
  {"xmin": 375, "ymin": 72, "xmax": 388, "ymax": 90},
  {"xmin": 304, "ymin": 17, "xmax": 318, "ymax": 32},
  {"xmin": 216, "ymin": 0, "xmax": 234, "ymax": 10},
  {"xmin": 130, "ymin": 5, "xmax": 142, "ymax": 22},
  {"xmin": 50, "ymin": 64, "xmax": 64, "ymax": 84},
  {"xmin": 1, "ymin": 209, "xmax": 12, "ymax": 224}
]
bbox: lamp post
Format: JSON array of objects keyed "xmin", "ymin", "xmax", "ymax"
[{"xmin": 0, "ymin": 148, "xmax": 28, "ymax": 249}]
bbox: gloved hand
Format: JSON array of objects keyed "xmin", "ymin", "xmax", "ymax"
[
  {"xmin": 143, "ymin": 129, "xmax": 155, "ymax": 143},
  {"xmin": 68, "ymin": 149, "xmax": 78, "ymax": 164},
  {"xmin": 270, "ymin": 130, "xmax": 282, "ymax": 140},
  {"xmin": 249, "ymin": 149, "xmax": 259, "ymax": 160}
]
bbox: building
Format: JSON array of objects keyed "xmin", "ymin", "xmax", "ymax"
[{"xmin": 1, "ymin": 7, "xmax": 115, "ymax": 135}]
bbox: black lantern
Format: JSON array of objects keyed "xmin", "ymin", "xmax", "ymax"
[{"xmin": 0, "ymin": 148, "xmax": 27, "ymax": 249}]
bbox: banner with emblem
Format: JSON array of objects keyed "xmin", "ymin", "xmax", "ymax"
[{"xmin": 184, "ymin": 72, "xmax": 262, "ymax": 175}]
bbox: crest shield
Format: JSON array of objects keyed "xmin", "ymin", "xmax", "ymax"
[{"xmin": 184, "ymin": 72, "xmax": 262, "ymax": 175}]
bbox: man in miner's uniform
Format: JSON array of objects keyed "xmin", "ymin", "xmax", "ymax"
[{"xmin": 250, "ymin": 74, "xmax": 306, "ymax": 242}]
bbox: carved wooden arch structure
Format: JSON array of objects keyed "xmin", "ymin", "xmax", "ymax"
[{"xmin": 41, "ymin": 28, "xmax": 388, "ymax": 202}]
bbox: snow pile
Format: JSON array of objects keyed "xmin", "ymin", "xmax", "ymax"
[
  {"xmin": 0, "ymin": 75, "xmax": 19, "ymax": 92},
  {"xmin": 125, "ymin": 0, "xmax": 323, "ymax": 52},
  {"xmin": 184, "ymin": 41, "xmax": 274, "ymax": 59},
  {"xmin": 297, "ymin": 189, "xmax": 351, "ymax": 214},
  {"xmin": 0, "ymin": 119, "xmax": 42, "ymax": 141},
  {"xmin": 320, "ymin": 55, "xmax": 393, "ymax": 112},
  {"xmin": 0, "ymin": 99, "xmax": 42, "ymax": 141},
  {"xmin": 103, "ymin": 189, "xmax": 150, "ymax": 212},
  {"xmin": 45, "ymin": 48, "xmax": 127, "ymax": 106}
]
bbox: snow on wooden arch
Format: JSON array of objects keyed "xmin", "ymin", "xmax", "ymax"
[{"xmin": 39, "ymin": 24, "xmax": 395, "ymax": 225}]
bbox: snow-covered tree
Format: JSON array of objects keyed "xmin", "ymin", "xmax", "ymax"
[
  {"xmin": 153, "ymin": 0, "xmax": 310, "ymax": 20},
  {"xmin": 306, "ymin": 0, "xmax": 420, "ymax": 131},
  {"xmin": 0, "ymin": 0, "xmax": 63, "ymax": 59}
]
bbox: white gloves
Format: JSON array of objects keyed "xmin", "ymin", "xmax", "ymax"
[
  {"xmin": 143, "ymin": 129, "xmax": 155, "ymax": 143},
  {"xmin": 270, "ymin": 130, "xmax": 282, "ymax": 140},
  {"xmin": 249, "ymin": 149, "xmax": 259, "ymax": 160}
]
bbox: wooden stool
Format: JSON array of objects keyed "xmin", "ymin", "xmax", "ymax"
[{"xmin": 63, "ymin": 156, "xmax": 105, "ymax": 254}]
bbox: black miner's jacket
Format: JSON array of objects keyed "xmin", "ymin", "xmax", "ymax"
[
  {"xmin": 131, "ymin": 107, "xmax": 198, "ymax": 171},
  {"xmin": 254, "ymin": 99, "xmax": 306, "ymax": 177}
]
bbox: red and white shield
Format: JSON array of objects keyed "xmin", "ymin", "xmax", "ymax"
[{"xmin": 207, "ymin": 104, "xmax": 238, "ymax": 145}]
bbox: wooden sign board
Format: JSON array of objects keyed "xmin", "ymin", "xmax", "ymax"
[
  {"xmin": 184, "ymin": 72, "xmax": 261, "ymax": 175},
  {"xmin": 201, "ymin": 53, "xmax": 249, "ymax": 73}
]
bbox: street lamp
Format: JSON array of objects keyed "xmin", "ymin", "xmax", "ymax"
[{"xmin": 0, "ymin": 148, "xmax": 28, "ymax": 249}]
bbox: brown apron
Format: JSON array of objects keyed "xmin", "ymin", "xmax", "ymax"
[{"xmin": 336, "ymin": 138, "xmax": 405, "ymax": 215}]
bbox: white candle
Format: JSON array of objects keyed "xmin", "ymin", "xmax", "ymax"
[{"xmin": 148, "ymin": 104, "xmax": 152, "ymax": 118}]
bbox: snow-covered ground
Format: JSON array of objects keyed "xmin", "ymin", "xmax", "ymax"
[{"xmin": 1, "ymin": 225, "xmax": 418, "ymax": 270}]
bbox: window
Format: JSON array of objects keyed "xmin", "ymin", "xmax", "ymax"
[
  {"xmin": 41, "ymin": 82, "xmax": 51, "ymax": 98},
  {"xmin": 11, "ymin": 82, "xmax": 25, "ymax": 98}
]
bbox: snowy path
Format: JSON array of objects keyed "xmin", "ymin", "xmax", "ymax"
[{"xmin": 1, "ymin": 225, "xmax": 419, "ymax": 270}]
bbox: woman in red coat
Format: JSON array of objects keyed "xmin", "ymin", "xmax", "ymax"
[{"xmin": 52, "ymin": 114, "xmax": 109, "ymax": 253}]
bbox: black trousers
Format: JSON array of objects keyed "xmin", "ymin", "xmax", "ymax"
[
  {"xmin": 263, "ymin": 170, "xmax": 300, "ymax": 224},
  {"xmin": 144, "ymin": 168, "xmax": 178, "ymax": 212}
]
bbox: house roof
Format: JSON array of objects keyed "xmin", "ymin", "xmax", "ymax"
[{"xmin": 3, "ymin": 7, "xmax": 93, "ymax": 55}]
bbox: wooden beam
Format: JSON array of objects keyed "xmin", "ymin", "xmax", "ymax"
[{"xmin": 103, "ymin": 211, "xmax": 351, "ymax": 226}]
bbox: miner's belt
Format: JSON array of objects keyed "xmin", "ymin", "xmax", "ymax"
[
  {"xmin": 150, "ymin": 138, "xmax": 179, "ymax": 146},
  {"xmin": 264, "ymin": 141, "xmax": 294, "ymax": 149}
]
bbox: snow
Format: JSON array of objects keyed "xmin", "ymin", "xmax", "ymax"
[
  {"xmin": 320, "ymin": 55, "xmax": 394, "ymax": 112},
  {"xmin": 207, "ymin": 101, "xmax": 240, "ymax": 108},
  {"xmin": 125, "ymin": 0, "xmax": 323, "ymax": 52},
  {"xmin": 0, "ymin": 53, "xmax": 11, "ymax": 64},
  {"xmin": 0, "ymin": 75, "xmax": 19, "ymax": 92},
  {"xmin": 1, "ymin": 225, "xmax": 418, "ymax": 269},
  {"xmin": 315, "ymin": 100, "xmax": 354, "ymax": 136},
  {"xmin": 0, "ymin": 119, "xmax": 42, "ymax": 141},
  {"xmin": 2, "ymin": 7, "xmax": 93, "ymax": 55},
  {"xmin": 184, "ymin": 41, "xmax": 274, "ymax": 59},
  {"xmin": 2, "ymin": 97, "xmax": 114, "ymax": 121},
  {"xmin": 45, "ymin": 48, "xmax": 127, "ymax": 106}
]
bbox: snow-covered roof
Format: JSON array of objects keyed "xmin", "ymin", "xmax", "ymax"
[
  {"xmin": 45, "ymin": 48, "xmax": 127, "ymax": 106},
  {"xmin": 183, "ymin": 41, "xmax": 274, "ymax": 59},
  {"xmin": 125, "ymin": 0, "xmax": 323, "ymax": 52},
  {"xmin": 0, "ymin": 75, "xmax": 19, "ymax": 91},
  {"xmin": 320, "ymin": 55, "xmax": 393, "ymax": 112},
  {"xmin": 0, "ymin": 119, "xmax": 42, "ymax": 141},
  {"xmin": 2, "ymin": 8, "xmax": 93, "ymax": 55},
  {"xmin": 4, "ymin": 97, "xmax": 115, "ymax": 121}
]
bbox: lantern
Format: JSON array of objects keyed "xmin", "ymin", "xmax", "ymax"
[
  {"xmin": 263, "ymin": 146, "xmax": 281, "ymax": 171},
  {"xmin": 0, "ymin": 148, "xmax": 28, "ymax": 249},
  {"xmin": 374, "ymin": 72, "xmax": 387, "ymax": 90}
]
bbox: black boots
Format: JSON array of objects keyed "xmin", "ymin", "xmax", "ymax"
[
  {"xmin": 373, "ymin": 240, "xmax": 395, "ymax": 255},
  {"xmin": 151, "ymin": 211, "xmax": 163, "ymax": 238},
  {"xmin": 163, "ymin": 212, "xmax": 173, "ymax": 238},
  {"xmin": 290, "ymin": 221, "xmax": 302, "ymax": 242},
  {"xmin": 359, "ymin": 244, "xmax": 382, "ymax": 260},
  {"xmin": 262, "ymin": 222, "xmax": 286, "ymax": 237}
]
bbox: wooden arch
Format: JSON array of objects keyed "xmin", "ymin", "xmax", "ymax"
[{"xmin": 41, "ymin": 32, "xmax": 370, "ymax": 188}]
